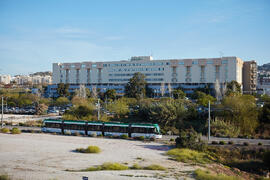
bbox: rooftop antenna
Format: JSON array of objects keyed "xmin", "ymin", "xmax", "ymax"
[{"xmin": 219, "ymin": 51, "xmax": 224, "ymax": 58}]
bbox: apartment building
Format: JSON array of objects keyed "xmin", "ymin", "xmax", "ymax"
[
  {"xmin": 242, "ymin": 61, "xmax": 257, "ymax": 94},
  {"xmin": 48, "ymin": 56, "xmax": 244, "ymax": 96}
]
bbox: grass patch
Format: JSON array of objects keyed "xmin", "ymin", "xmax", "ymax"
[
  {"xmin": 76, "ymin": 146, "xmax": 101, "ymax": 153},
  {"xmin": 167, "ymin": 148, "xmax": 214, "ymax": 164},
  {"xmin": 0, "ymin": 128, "xmax": 10, "ymax": 133},
  {"xmin": 11, "ymin": 127, "xmax": 21, "ymax": 134},
  {"xmin": 84, "ymin": 162, "xmax": 128, "ymax": 171},
  {"xmin": 194, "ymin": 169, "xmax": 242, "ymax": 180}
]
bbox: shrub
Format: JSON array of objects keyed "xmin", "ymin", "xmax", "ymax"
[
  {"xmin": 170, "ymin": 138, "xmax": 175, "ymax": 142},
  {"xmin": 258, "ymin": 142, "xmax": 262, "ymax": 146},
  {"xmin": 84, "ymin": 162, "xmax": 128, "ymax": 171},
  {"xmin": 211, "ymin": 119, "xmax": 240, "ymax": 138},
  {"xmin": 76, "ymin": 146, "xmax": 101, "ymax": 153},
  {"xmin": 243, "ymin": 142, "xmax": 249, "ymax": 146},
  {"xmin": 130, "ymin": 163, "xmax": 142, "ymax": 170},
  {"xmin": 175, "ymin": 129, "xmax": 207, "ymax": 151},
  {"xmin": 136, "ymin": 136, "xmax": 144, "ymax": 141},
  {"xmin": 0, "ymin": 128, "xmax": 10, "ymax": 133},
  {"xmin": 0, "ymin": 174, "xmax": 11, "ymax": 180},
  {"xmin": 11, "ymin": 127, "xmax": 21, "ymax": 134},
  {"xmin": 150, "ymin": 137, "xmax": 156, "ymax": 141},
  {"xmin": 228, "ymin": 141, "xmax": 234, "ymax": 145},
  {"xmin": 74, "ymin": 132, "xmax": 80, "ymax": 136},
  {"xmin": 219, "ymin": 141, "xmax": 226, "ymax": 145},
  {"xmin": 65, "ymin": 131, "xmax": 71, "ymax": 135},
  {"xmin": 89, "ymin": 133, "xmax": 97, "ymax": 137},
  {"xmin": 166, "ymin": 148, "xmax": 214, "ymax": 164},
  {"xmin": 120, "ymin": 134, "xmax": 128, "ymax": 139},
  {"xmin": 212, "ymin": 141, "xmax": 218, "ymax": 145},
  {"xmin": 195, "ymin": 169, "xmax": 242, "ymax": 180},
  {"xmin": 97, "ymin": 134, "xmax": 103, "ymax": 137},
  {"xmin": 144, "ymin": 164, "xmax": 166, "ymax": 171}
]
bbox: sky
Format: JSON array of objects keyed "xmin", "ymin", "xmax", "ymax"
[{"xmin": 0, "ymin": 0, "xmax": 269, "ymax": 75}]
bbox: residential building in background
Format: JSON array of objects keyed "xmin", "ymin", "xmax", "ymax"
[
  {"xmin": 48, "ymin": 56, "xmax": 245, "ymax": 97},
  {"xmin": 0, "ymin": 75, "xmax": 11, "ymax": 84},
  {"xmin": 243, "ymin": 61, "xmax": 257, "ymax": 94}
]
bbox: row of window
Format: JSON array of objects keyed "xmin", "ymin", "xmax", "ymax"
[
  {"xmin": 108, "ymin": 73, "xmax": 164, "ymax": 77},
  {"xmin": 45, "ymin": 123, "xmax": 157, "ymax": 133},
  {"xmin": 60, "ymin": 60, "xmax": 229, "ymax": 69},
  {"xmin": 108, "ymin": 67, "xmax": 165, "ymax": 72}
]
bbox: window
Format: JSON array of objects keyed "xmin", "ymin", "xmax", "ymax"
[
  {"xmin": 45, "ymin": 123, "xmax": 61, "ymax": 128},
  {"xmin": 207, "ymin": 60, "xmax": 213, "ymax": 64},
  {"xmin": 92, "ymin": 64, "xmax": 97, "ymax": 68},
  {"xmin": 222, "ymin": 60, "xmax": 228, "ymax": 64},
  {"xmin": 179, "ymin": 62, "xmax": 184, "ymax": 65},
  {"xmin": 192, "ymin": 60, "xmax": 198, "ymax": 64}
]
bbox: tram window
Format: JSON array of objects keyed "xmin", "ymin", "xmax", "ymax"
[
  {"xmin": 46, "ymin": 123, "xmax": 61, "ymax": 128},
  {"xmin": 132, "ymin": 127, "xmax": 147, "ymax": 133},
  {"xmin": 88, "ymin": 125, "xmax": 102, "ymax": 131},
  {"xmin": 64, "ymin": 124, "xmax": 85, "ymax": 130},
  {"xmin": 104, "ymin": 126, "xmax": 128, "ymax": 133}
]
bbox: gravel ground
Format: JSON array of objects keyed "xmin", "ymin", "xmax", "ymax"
[{"xmin": 0, "ymin": 133, "xmax": 196, "ymax": 180}]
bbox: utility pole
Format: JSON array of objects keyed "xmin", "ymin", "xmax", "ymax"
[
  {"xmin": 97, "ymin": 99, "xmax": 100, "ymax": 121},
  {"xmin": 1, "ymin": 97, "xmax": 3, "ymax": 128},
  {"xmin": 208, "ymin": 100, "xmax": 211, "ymax": 141}
]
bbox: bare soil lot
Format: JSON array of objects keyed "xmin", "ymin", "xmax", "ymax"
[{"xmin": 0, "ymin": 133, "xmax": 196, "ymax": 180}]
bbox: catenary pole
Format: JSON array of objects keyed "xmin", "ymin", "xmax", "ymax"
[{"xmin": 208, "ymin": 100, "xmax": 211, "ymax": 141}]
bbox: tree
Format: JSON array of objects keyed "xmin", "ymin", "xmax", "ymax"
[
  {"xmin": 172, "ymin": 89, "xmax": 186, "ymax": 99},
  {"xmin": 107, "ymin": 98, "xmax": 130, "ymax": 118},
  {"xmin": 226, "ymin": 81, "xmax": 241, "ymax": 96},
  {"xmin": 220, "ymin": 95, "xmax": 258, "ymax": 135},
  {"xmin": 55, "ymin": 97, "xmax": 70, "ymax": 107},
  {"xmin": 260, "ymin": 103, "xmax": 270, "ymax": 124},
  {"xmin": 192, "ymin": 91, "xmax": 215, "ymax": 107},
  {"xmin": 57, "ymin": 83, "xmax": 70, "ymax": 97},
  {"xmin": 124, "ymin": 72, "xmax": 146, "ymax": 99},
  {"xmin": 36, "ymin": 103, "xmax": 48, "ymax": 115},
  {"xmin": 104, "ymin": 89, "xmax": 117, "ymax": 100},
  {"xmin": 145, "ymin": 85, "xmax": 154, "ymax": 98}
]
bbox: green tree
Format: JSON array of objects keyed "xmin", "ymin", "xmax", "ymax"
[
  {"xmin": 260, "ymin": 103, "xmax": 270, "ymax": 124},
  {"xmin": 220, "ymin": 95, "xmax": 258, "ymax": 135},
  {"xmin": 104, "ymin": 89, "xmax": 117, "ymax": 100},
  {"xmin": 55, "ymin": 97, "xmax": 70, "ymax": 107},
  {"xmin": 107, "ymin": 98, "xmax": 130, "ymax": 118},
  {"xmin": 124, "ymin": 72, "xmax": 146, "ymax": 99},
  {"xmin": 226, "ymin": 81, "xmax": 241, "ymax": 96},
  {"xmin": 192, "ymin": 91, "xmax": 215, "ymax": 107},
  {"xmin": 172, "ymin": 89, "xmax": 186, "ymax": 99},
  {"xmin": 36, "ymin": 103, "xmax": 48, "ymax": 115},
  {"xmin": 57, "ymin": 83, "xmax": 70, "ymax": 97}
]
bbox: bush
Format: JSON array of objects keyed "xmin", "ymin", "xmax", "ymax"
[
  {"xmin": 130, "ymin": 163, "xmax": 142, "ymax": 170},
  {"xmin": 65, "ymin": 131, "xmax": 71, "ymax": 135},
  {"xmin": 195, "ymin": 169, "xmax": 242, "ymax": 180},
  {"xmin": 175, "ymin": 129, "xmax": 207, "ymax": 151},
  {"xmin": 166, "ymin": 148, "xmax": 214, "ymax": 164},
  {"xmin": 84, "ymin": 162, "xmax": 128, "ymax": 171},
  {"xmin": 74, "ymin": 132, "xmax": 80, "ymax": 136},
  {"xmin": 76, "ymin": 146, "xmax": 101, "ymax": 153},
  {"xmin": 120, "ymin": 134, "xmax": 128, "ymax": 139},
  {"xmin": 144, "ymin": 164, "xmax": 166, "ymax": 171},
  {"xmin": 228, "ymin": 141, "xmax": 234, "ymax": 145},
  {"xmin": 258, "ymin": 142, "xmax": 262, "ymax": 146},
  {"xmin": 211, "ymin": 119, "xmax": 240, "ymax": 138},
  {"xmin": 0, "ymin": 174, "xmax": 11, "ymax": 180},
  {"xmin": 0, "ymin": 128, "xmax": 10, "ymax": 133},
  {"xmin": 136, "ymin": 136, "xmax": 144, "ymax": 141},
  {"xmin": 11, "ymin": 127, "xmax": 21, "ymax": 134},
  {"xmin": 150, "ymin": 137, "xmax": 156, "ymax": 141},
  {"xmin": 219, "ymin": 141, "xmax": 226, "ymax": 145},
  {"xmin": 170, "ymin": 138, "xmax": 175, "ymax": 142},
  {"xmin": 89, "ymin": 133, "xmax": 97, "ymax": 137},
  {"xmin": 243, "ymin": 142, "xmax": 249, "ymax": 146},
  {"xmin": 212, "ymin": 141, "xmax": 218, "ymax": 145}
]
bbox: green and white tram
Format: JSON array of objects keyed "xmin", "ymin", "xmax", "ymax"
[{"xmin": 42, "ymin": 119, "xmax": 162, "ymax": 139}]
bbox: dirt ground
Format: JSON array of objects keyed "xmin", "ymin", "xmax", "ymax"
[{"xmin": 0, "ymin": 133, "xmax": 196, "ymax": 180}]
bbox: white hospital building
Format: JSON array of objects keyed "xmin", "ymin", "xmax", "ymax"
[{"xmin": 48, "ymin": 56, "xmax": 251, "ymax": 97}]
